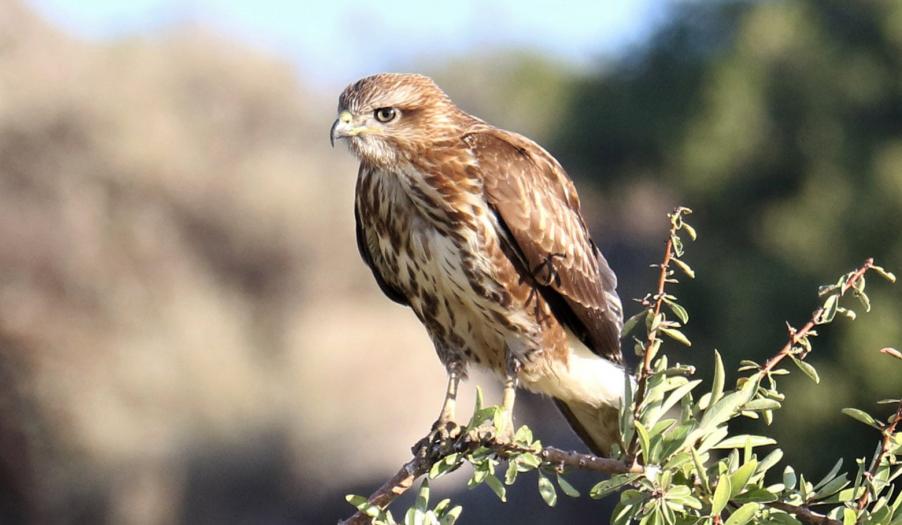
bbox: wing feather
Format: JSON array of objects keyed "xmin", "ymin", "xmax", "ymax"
[
  {"xmin": 354, "ymin": 194, "xmax": 409, "ymax": 307},
  {"xmin": 464, "ymin": 129, "xmax": 623, "ymax": 362}
]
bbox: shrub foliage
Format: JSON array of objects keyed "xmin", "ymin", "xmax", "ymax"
[{"xmin": 342, "ymin": 208, "xmax": 899, "ymax": 525}]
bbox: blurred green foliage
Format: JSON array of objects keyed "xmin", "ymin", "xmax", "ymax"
[{"xmin": 550, "ymin": 0, "xmax": 902, "ymax": 474}]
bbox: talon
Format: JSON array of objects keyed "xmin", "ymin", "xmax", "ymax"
[{"xmin": 412, "ymin": 419, "xmax": 463, "ymax": 456}]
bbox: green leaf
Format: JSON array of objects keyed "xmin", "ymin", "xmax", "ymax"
[
  {"xmin": 415, "ymin": 480, "xmax": 430, "ymax": 511},
  {"xmin": 636, "ymin": 421, "xmax": 652, "ymax": 462},
  {"xmin": 724, "ymin": 502, "xmax": 759, "ymax": 525},
  {"xmin": 789, "ymin": 356, "xmax": 820, "ymax": 384},
  {"xmin": 742, "ymin": 398, "xmax": 782, "ymax": 411},
  {"xmin": 433, "ymin": 498, "xmax": 450, "ymax": 516},
  {"xmin": 557, "ymin": 474, "xmax": 581, "ymax": 498},
  {"xmin": 658, "ymin": 380, "xmax": 703, "ymax": 424},
  {"xmin": 871, "ymin": 265, "xmax": 896, "ymax": 283},
  {"xmin": 730, "ymin": 460, "xmax": 758, "ymax": 498},
  {"xmin": 691, "ymin": 448, "xmax": 711, "ymax": 494},
  {"xmin": 757, "ymin": 449, "xmax": 784, "ymax": 477},
  {"xmin": 712, "ymin": 475, "xmax": 732, "ymax": 515},
  {"xmin": 538, "ymin": 472, "xmax": 557, "ymax": 507},
  {"xmin": 842, "ymin": 408, "xmax": 880, "ymax": 429},
  {"xmin": 346, "ymin": 494, "xmax": 382, "ymax": 518},
  {"xmin": 732, "ymin": 488, "xmax": 777, "ymax": 504},
  {"xmin": 514, "ymin": 425, "xmax": 534, "ymax": 446},
  {"xmin": 504, "ymin": 460, "xmax": 519, "ymax": 485},
  {"xmin": 692, "ymin": 377, "xmax": 758, "ymax": 444},
  {"xmin": 783, "ymin": 466, "xmax": 797, "ymax": 491},
  {"xmin": 682, "ymin": 222, "xmax": 698, "ymax": 241},
  {"xmin": 814, "ymin": 458, "xmax": 844, "ymax": 491},
  {"xmin": 664, "ymin": 299, "xmax": 690, "ymax": 324},
  {"xmin": 661, "ymin": 327, "xmax": 692, "ymax": 346},
  {"xmin": 842, "ymin": 508, "xmax": 857, "ymax": 525},
  {"xmin": 485, "ymin": 474, "xmax": 506, "ymax": 502},
  {"xmin": 672, "ymin": 235, "xmax": 685, "ymax": 258},
  {"xmin": 623, "ymin": 310, "xmax": 648, "ymax": 338},
  {"xmin": 819, "ymin": 486, "xmax": 863, "ymax": 504},
  {"xmin": 619, "ymin": 371, "xmax": 635, "ymax": 449},
  {"xmin": 711, "ymin": 350, "xmax": 725, "ymax": 406},
  {"xmin": 672, "ymin": 257, "xmax": 695, "ymax": 279},
  {"xmin": 440, "ymin": 505, "xmax": 462, "ymax": 525},
  {"xmin": 812, "ymin": 474, "xmax": 849, "ymax": 500},
  {"xmin": 516, "ymin": 452, "xmax": 542, "ymax": 471},
  {"xmin": 713, "ymin": 435, "xmax": 777, "ymax": 450},
  {"xmin": 815, "ymin": 294, "xmax": 839, "ymax": 324},
  {"xmin": 590, "ymin": 474, "xmax": 641, "ymax": 499},
  {"xmin": 430, "ymin": 453, "xmax": 461, "ymax": 479}
]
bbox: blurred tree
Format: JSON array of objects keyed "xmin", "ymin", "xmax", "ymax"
[{"xmin": 554, "ymin": 0, "xmax": 902, "ymax": 473}]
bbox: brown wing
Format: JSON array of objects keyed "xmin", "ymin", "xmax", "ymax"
[
  {"xmin": 354, "ymin": 178, "xmax": 409, "ymax": 307},
  {"xmin": 464, "ymin": 129, "xmax": 623, "ymax": 362}
]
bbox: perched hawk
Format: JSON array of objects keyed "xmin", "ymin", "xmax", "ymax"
[{"xmin": 331, "ymin": 73, "xmax": 627, "ymax": 455}]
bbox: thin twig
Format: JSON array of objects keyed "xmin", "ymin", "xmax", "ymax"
[
  {"xmin": 636, "ymin": 236, "xmax": 674, "ymax": 391},
  {"xmin": 856, "ymin": 401, "xmax": 902, "ymax": 511},
  {"xmin": 768, "ymin": 502, "xmax": 841, "ymax": 525},
  {"xmin": 761, "ymin": 258, "xmax": 874, "ymax": 375},
  {"xmin": 630, "ymin": 211, "xmax": 681, "ymax": 455}
]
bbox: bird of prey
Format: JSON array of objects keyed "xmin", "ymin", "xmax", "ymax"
[{"xmin": 331, "ymin": 73, "xmax": 627, "ymax": 456}]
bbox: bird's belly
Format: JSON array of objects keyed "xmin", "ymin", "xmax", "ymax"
[{"xmin": 394, "ymin": 221, "xmax": 549, "ymax": 376}]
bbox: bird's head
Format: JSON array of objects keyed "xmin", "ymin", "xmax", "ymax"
[{"xmin": 330, "ymin": 73, "xmax": 463, "ymax": 167}]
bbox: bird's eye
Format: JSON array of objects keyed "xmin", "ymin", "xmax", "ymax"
[{"xmin": 374, "ymin": 107, "xmax": 397, "ymax": 123}]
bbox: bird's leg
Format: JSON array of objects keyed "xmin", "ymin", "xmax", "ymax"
[
  {"xmin": 435, "ymin": 370, "xmax": 461, "ymax": 433},
  {"xmin": 413, "ymin": 370, "xmax": 462, "ymax": 456},
  {"xmin": 496, "ymin": 357, "xmax": 520, "ymax": 443}
]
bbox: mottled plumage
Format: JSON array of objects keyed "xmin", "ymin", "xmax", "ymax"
[{"xmin": 332, "ymin": 73, "xmax": 627, "ymax": 455}]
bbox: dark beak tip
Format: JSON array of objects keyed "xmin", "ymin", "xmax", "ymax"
[{"xmin": 329, "ymin": 119, "xmax": 339, "ymax": 148}]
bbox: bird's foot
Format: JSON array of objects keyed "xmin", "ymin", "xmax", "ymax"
[
  {"xmin": 463, "ymin": 411, "xmax": 515, "ymax": 445},
  {"xmin": 412, "ymin": 419, "xmax": 462, "ymax": 458}
]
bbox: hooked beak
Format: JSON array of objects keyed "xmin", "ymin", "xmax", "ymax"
[{"xmin": 330, "ymin": 110, "xmax": 359, "ymax": 148}]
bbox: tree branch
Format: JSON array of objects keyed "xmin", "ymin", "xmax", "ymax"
[
  {"xmin": 338, "ymin": 433, "xmax": 641, "ymax": 524},
  {"xmin": 761, "ymin": 258, "xmax": 874, "ymax": 375},
  {"xmin": 339, "ymin": 454, "xmax": 431, "ymax": 525},
  {"xmin": 338, "ymin": 434, "xmax": 839, "ymax": 525},
  {"xmin": 768, "ymin": 502, "xmax": 841, "ymax": 525}
]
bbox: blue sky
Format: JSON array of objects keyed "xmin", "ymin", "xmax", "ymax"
[{"xmin": 29, "ymin": 0, "xmax": 672, "ymax": 89}]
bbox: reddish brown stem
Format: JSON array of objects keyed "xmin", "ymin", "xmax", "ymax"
[
  {"xmin": 856, "ymin": 401, "xmax": 902, "ymax": 511},
  {"xmin": 761, "ymin": 258, "xmax": 874, "ymax": 375},
  {"xmin": 630, "ymin": 236, "xmax": 676, "ymax": 452}
]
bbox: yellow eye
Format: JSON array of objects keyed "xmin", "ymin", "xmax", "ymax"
[{"xmin": 374, "ymin": 107, "xmax": 397, "ymax": 123}]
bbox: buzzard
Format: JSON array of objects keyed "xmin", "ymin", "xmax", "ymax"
[{"xmin": 331, "ymin": 73, "xmax": 627, "ymax": 455}]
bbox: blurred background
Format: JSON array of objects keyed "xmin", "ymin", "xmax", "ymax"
[{"xmin": 0, "ymin": 0, "xmax": 900, "ymax": 523}]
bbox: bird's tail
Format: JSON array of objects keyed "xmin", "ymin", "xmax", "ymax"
[
  {"xmin": 523, "ymin": 328, "xmax": 630, "ymax": 456},
  {"xmin": 553, "ymin": 398, "xmax": 621, "ymax": 457}
]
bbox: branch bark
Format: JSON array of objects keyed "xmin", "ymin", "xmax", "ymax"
[
  {"xmin": 338, "ymin": 434, "xmax": 837, "ymax": 525},
  {"xmin": 338, "ymin": 434, "xmax": 641, "ymax": 525},
  {"xmin": 768, "ymin": 502, "xmax": 841, "ymax": 525}
]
